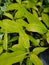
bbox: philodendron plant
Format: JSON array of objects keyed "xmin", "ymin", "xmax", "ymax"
[{"xmin": 0, "ymin": 0, "xmax": 49, "ymax": 65}]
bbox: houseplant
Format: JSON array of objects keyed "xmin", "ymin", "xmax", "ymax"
[{"xmin": 0, "ymin": 0, "xmax": 49, "ymax": 65}]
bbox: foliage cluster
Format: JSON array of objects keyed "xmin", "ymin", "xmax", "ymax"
[{"xmin": 0, "ymin": 0, "xmax": 49, "ymax": 65}]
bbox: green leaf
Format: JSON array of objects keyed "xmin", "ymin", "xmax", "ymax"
[
  {"xmin": 16, "ymin": 19, "xmax": 28, "ymax": 27},
  {"xmin": 9, "ymin": 44, "xmax": 25, "ymax": 51},
  {"xmin": 16, "ymin": 0, "xmax": 21, "ymax": 4},
  {"xmin": 44, "ymin": 7, "xmax": 49, "ymax": 13},
  {"xmin": 27, "ymin": 1, "xmax": 36, "ymax": 8},
  {"xmin": 26, "ymin": 23, "xmax": 47, "ymax": 34},
  {"xmin": 0, "ymin": 20, "xmax": 3, "ymax": 27},
  {"xmin": 29, "ymin": 0, "xmax": 38, "ymax": 3},
  {"xmin": 0, "ymin": 50, "xmax": 26, "ymax": 65},
  {"xmin": 0, "ymin": 47, "xmax": 3, "ymax": 54},
  {"xmin": 6, "ymin": 3, "xmax": 20, "ymax": 11},
  {"xmin": 0, "ymin": 39, "xmax": 3, "ymax": 44},
  {"xmin": 3, "ymin": 13, "xmax": 13, "ymax": 19},
  {"xmin": 9, "ymin": 36, "xmax": 18, "ymax": 42},
  {"xmin": 46, "ymin": 31, "xmax": 49, "ymax": 43},
  {"xmin": 26, "ymin": 58, "xmax": 32, "ymax": 65},
  {"xmin": 33, "ymin": 47, "xmax": 48, "ymax": 55},
  {"xmin": 29, "ymin": 35, "xmax": 39, "ymax": 46},
  {"xmin": 3, "ymin": 32, "xmax": 8, "ymax": 50},
  {"xmin": 40, "ymin": 41, "xmax": 45, "ymax": 46},
  {"xmin": 19, "ymin": 29, "xmax": 30, "ymax": 49},
  {"xmin": 0, "ymin": 0, "xmax": 2, "ymax": 2},
  {"xmin": 1, "ymin": 19, "xmax": 28, "ymax": 33},
  {"xmin": 47, "ymin": 38, "xmax": 49, "ymax": 43},
  {"xmin": 25, "ymin": 0, "xmax": 37, "ymax": 8},
  {"xmin": 30, "ymin": 54, "xmax": 43, "ymax": 65},
  {"xmin": 25, "ymin": 11, "xmax": 47, "ymax": 34},
  {"xmin": 0, "ymin": 34, "xmax": 4, "ymax": 39},
  {"xmin": 14, "ymin": 7, "xmax": 26, "ymax": 19},
  {"xmin": 42, "ymin": 13, "xmax": 49, "ymax": 27},
  {"xmin": 2, "ymin": 19, "xmax": 19, "ymax": 33},
  {"xmin": 25, "ymin": 10, "xmax": 45, "ymax": 25},
  {"xmin": 25, "ymin": 10, "xmax": 39, "ymax": 23}
]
